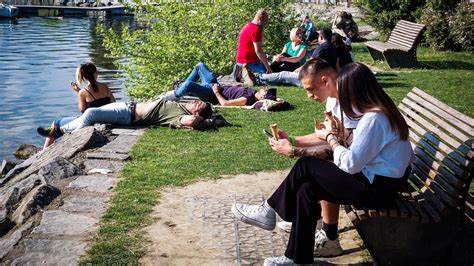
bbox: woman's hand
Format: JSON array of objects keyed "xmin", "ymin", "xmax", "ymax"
[
  {"xmin": 70, "ymin": 81, "xmax": 81, "ymax": 93},
  {"xmin": 269, "ymin": 137, "xmax": 293, "ymax": 157},
  {"xmin": 314, "ymin": 125, "xmax": 332, "ymax": 141}
]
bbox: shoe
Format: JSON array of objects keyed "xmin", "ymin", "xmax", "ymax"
[
  {"xmin": 263, "ymin": 255, "xmax": 294, "ymax": 266},
  {"xmin": 241, "ymin": 64, "xmax": 256, "ymax": 87},
  {"xmin": 231, "ymin": 201, "xmax": 276, "ymax": 230},
  {"xmin": 171, "ymin": 80, "xmax": 182, "ymax": 91},
  {"xmin": 314, "ymin": 229, "xmax": 343, "ymax": 257},
  {"xmin": 36, "ymin": 126, "xmax": 63, "ymax": 139}
]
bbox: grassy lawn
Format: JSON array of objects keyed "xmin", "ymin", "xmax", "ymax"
[{"xmin": 83, "ymin": 45, "xmax": 474, "ymax": 263}]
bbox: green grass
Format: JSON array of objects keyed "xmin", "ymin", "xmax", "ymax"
[{"xmin": 83, "ymin": 45, "xmax": 474, "ymax": 263}]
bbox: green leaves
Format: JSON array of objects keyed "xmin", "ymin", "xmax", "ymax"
[{"xmin": 99, "ymin": 1, "xmax": 294, "ymax": 100}]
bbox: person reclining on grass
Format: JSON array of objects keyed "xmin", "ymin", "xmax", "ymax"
[
  {"xmin": 36, "ymin": 99, "xmax": 212, "ymax": 144},
  {"xmin": 174, "ymin": 62, "xmax": 276, "ymax": 106}
]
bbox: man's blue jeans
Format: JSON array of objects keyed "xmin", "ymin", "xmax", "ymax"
[
  {"xmin": 174, "ymin": 62, "xmax": 218, "ymax": 102},
  {"xmin": 237, "ymin": 62, "xmax": 267, "ymax": 74},
  {"xmin": 60, "ymin": 102, "xmax": 132, "ymax": 133}
]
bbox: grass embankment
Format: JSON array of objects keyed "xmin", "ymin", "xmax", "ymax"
[{"xmin": 84, "ymin": 45, "xmax": 474, "ymax": 264}]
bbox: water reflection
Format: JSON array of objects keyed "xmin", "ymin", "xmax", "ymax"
[{"xmin": 0, "ymin": 16, "xmax": 133, "ymax": 162}]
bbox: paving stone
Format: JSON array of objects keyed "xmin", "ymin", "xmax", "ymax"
[
  {"xmin": 33, "ymin": 210, "xmax": 97, "ymax": 236},
  {"xmin": 38, "ymin": 156, "xmax": 84, "ymax": 183},
  {"xmin": 68, "ymin": 175, "xmax": 117, "ymax": 193},
  {"xmin": 11, "ymin": 239, "xmax": 87, "ymax": 265},
  {"xmin": 0, "ymin": 222, "xmax": 33, "ymax": 259},
  {"xmin": 59, "ymin": 195, "xmax": 106, "ymax": 215},
  {"xmin": 84, "ymin": 159, "xmax": 125, "ymax": 173},
  {"xmin": 96, "ymin": 134, "xmax": 139, "ymax": 154},
  {"xmin": 86, "ymin": 152, "xmax": 129, "ymax": 161},
  {"xmin": 111, "ymin": 128, "xmax": 146, "ymax": 136}
]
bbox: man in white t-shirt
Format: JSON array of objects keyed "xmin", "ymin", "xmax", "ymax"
[{"xmin": 268, "ymin": 58, "xmax": 358, "ymax": 257}]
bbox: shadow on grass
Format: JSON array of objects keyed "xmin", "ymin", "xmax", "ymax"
[{"xmin": 419, "ymin": 60, "xmax": 474, "ymax": 70}]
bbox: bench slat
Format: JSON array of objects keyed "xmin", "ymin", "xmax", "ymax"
[
  {"xmin": 399, "ymin": 104, "xmax": 466, "ymax": 153},
  {"xmin": 419, "ymin": 137, "xmax": 472, "ymax": 171},
  {"xmin": 412, "ymin": 87, "xmax": 474, "ymax": 127},
  {"xmin": 402, "ymin": 98, "xmax": 472, "ymax": 146},
  {"xmin": 418, "ymin": 198, "xmax": 441, "ymax": 223},
  {"xmin": 413, "ymin": 156, "xmax": 463, "ymax": 196},
  {"xmin": 423, "ymin": 132, "xmax": 473, "ymax": 164},
  {"xmin": 396, "ymin": 198, "xmax": 409, "ymax": 218},
  {"xmin": 417, "ymin": 139, "xmax": 469, "ymax": 177}
]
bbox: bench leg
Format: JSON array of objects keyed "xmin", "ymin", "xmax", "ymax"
[
  {"xmin": 367, "ymin": 46, "xmax": 385, "ymax": 62},
  {"xmin": 383, "ymin": 50, "xmax": 419, "ymax": 68}
]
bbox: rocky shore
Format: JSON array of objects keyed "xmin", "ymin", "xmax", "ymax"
[{"xmin": 0, "ymin": 125, "xmax": 145, "ymax": 264}]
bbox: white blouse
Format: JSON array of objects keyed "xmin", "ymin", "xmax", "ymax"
[{"xmin": 333, "ymin": 112, "xmax": 414, "ymax": 183}]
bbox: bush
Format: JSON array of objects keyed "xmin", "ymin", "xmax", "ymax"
[
  {"xmin": 420, "ymin": 2, "xmax": 455, "ymax": 51},
  {"xmin": 99, "ymin": 1, "xmax": 293, "ymax": 99},
  {"xmin": 355, "ymin": 0, "xmax": 425, "ymax": 40},
  {"xmin": 449, "ymin": 2, "xmax": 473, "ymax": 52}
]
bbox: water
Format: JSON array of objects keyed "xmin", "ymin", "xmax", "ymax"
[{"xmin": 0, "ymin": 16, "xmax": 131, "ymax": 162}]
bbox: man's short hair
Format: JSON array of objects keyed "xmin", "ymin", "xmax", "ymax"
[
  {"xmin": 198, "ymin": 102, "xmax": 213, "ymax": 119},
  {"xmin": 318, "ymin": 29, "xmax": 332, "ymax": 41},
  {"xmin": 298, "ymin": 58, "xmax": 334, "ymax": 80}
]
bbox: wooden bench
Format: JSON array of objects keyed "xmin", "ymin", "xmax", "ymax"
[
  {"xmin": 345, "ymin": 87, "xmax": 473, "ymax": 265},
  {"xmin": 366, "ymin": 20, "xmax": 426, "ymax": 68}
]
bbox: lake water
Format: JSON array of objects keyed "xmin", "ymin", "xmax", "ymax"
[{"xmin": 0, "ymin": 16, "xmax": 131, "ymax": 162}]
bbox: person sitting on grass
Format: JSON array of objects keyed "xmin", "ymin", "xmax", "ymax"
[
  {"xmin": 36, "ymin": 99, "xmax": 212, "ymax": 144},
  {"xmin": 174, "ymin": 62, "xmax": 277, "ymax": 106},
  {"xmin": 231, "ymin": 62, "xmax": 413, "ymax": 266},
  {"xmin": 268, "ymin": 27, "xmax": 308, "ymax": 73},
  {"xmin": 39, "ymin": 62, "xmax": 116, "ymax": 149}
]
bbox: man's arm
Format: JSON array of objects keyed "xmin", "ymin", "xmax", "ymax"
[
  {"xmin": 294, "ymin": 133, "xmax": 325, "ymax": 147},
  {"xmin": 253, "ymin": 41, "xmax": 272, "ymax": 73},
  {"xmin": 180, "ymin": 115, "xmax": 203, "ymax": 128}
]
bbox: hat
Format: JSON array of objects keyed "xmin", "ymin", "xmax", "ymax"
[{"xmin": 264, "ymin": 88, "xmax": 277, "ymax": 101}]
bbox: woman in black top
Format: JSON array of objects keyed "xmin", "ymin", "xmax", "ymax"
[{"xmin": 332, "ymin": 33, "xmax": 353, "ymax": 71}]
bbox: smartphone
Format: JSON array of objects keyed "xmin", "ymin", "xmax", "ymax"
[{"xmin": 263, "ymin": 129, "xmax": 273, "ymax": 137}]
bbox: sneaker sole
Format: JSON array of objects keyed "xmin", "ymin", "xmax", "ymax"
[{"xmin": 231, "ymin": 205, "xmax": 275, "ymax": 231}]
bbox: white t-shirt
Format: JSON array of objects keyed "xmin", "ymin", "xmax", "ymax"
[{"xmin": 325, "ymin": 97, "xmax": 359, "ymax": 129}]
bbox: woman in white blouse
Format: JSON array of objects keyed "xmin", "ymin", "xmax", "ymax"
[{"xmin": 231, "ymin": 62, "xmax": 413, "ymax": 266}]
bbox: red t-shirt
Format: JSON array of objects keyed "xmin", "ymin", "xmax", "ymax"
[{"xmin": 236, "ymin": 22, "xmax": 263, "ymax": 64}]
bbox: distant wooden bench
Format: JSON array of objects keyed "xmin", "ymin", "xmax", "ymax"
[
  {"xmin": 345, "ymin": 87, "xmax": 473, "ymax": 265},
  {"xmin": 366, "ymin": 20, "xmax": 426, "ymax": 68}
]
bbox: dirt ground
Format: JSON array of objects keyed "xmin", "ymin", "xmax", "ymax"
[{"xmin": 140, "ymin": 170, "xmax": 372, "ymax": 265}]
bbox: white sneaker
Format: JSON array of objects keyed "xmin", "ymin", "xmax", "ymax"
[
  {"xmin": 263, "ymin": 255, "xmax": 294, "ymax": 266},
  {"xmin": 231, "ymin": 202, "xmax": 276, "ymax": 230},
  {"xmin": 314, "ymin": 229, "xmax": 343, "ymax": 257}
]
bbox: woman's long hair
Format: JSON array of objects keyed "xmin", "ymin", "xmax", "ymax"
[
  {"xmin": 76, "ymin": 63, "xmax": 98, "ymax": 92},
  {"xmin": 337, "ymin": 63, "xmax": 409, "ymax": 140}
]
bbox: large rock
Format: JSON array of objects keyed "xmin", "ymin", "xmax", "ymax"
[
  {"xmin": 84, "ymin": 159, "xmax": 125, "ymax": 173},
  {"xmin": 0, "ymin": 221, "xmax": 33, "ymax": 259},
  {"xmin": 38, "ymin": 156, "xmax": 84, "ymax": 183},
  {"xmin": 0, "ymin": 127, "xmax": 107, "ymax": 194},
  {"xmin": 14, "ymin": 144, "xmax": 40, "ymax": 160},
  {"xmin": 0, "ymin": 174, "xmax": 41, "ymax": 211},
  {"xmin": 33, "ymin": 210, "xmax": 97, "ymax": 236},
  {"xmin": 11, "ymin": 239, "xmax": 87, "ymax": 265},
  {"xmin": 68, "ymin": 175, "xmax": 117, "ymax": 193},
  {"xmin": 96, "ymin": 134, "xmax": 139, "ymax": 154},
  {"xmin": 1, "ymin": 160, "xmax": 16, "ymax": 177},
  {"xmin": 0, "ymin": 156, "xmax": 36, "ymax": 187},
  {"xmin": 12, "ymin": 184, "xmax": 61, "ymax": 225}
]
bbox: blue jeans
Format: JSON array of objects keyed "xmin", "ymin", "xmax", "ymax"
[
  {"xmin": 174, "ymin": 62, "xmax": 217, "ymax": 102},
  {"xmin": 61, "ymin": 102, "xmax": 132, "ymax": 133},
  {"xmin": 256, "ymin": 71, "xmax": 301, "ymax": 87}
]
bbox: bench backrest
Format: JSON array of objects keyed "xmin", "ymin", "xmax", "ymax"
[
  {"xmin": 398, "ymin": 87, "xmax": 473, "ymax": 221},
  {"xmin": 387, "ymin": 20, "xmax": 426, "ymax": 50}
]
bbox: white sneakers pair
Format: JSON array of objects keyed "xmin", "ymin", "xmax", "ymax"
[{"xmin": 231, "ymin": 202, "xmax": 343, "ymax": 266}]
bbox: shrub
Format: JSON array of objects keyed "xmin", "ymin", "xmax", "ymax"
[
  {"xmin": 420, "ymin": 2, "xmax": 455, "ymax": 51},
  {"xmin": 99, "ymin": 1, "xmax": 293, "ymax": 99},
  {"xmin": 449, "ymin": 2, "xmax": 473, "ymax": 52}
]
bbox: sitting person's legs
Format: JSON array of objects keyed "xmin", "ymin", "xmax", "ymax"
[
  {"xmin": 247, "ymin": 62, "xmax": 267, "ymax": 74},
  {"xmin": 61, "ymin": 102, "xmax": 132, "ymax": 133},
  {"xmin": 174, "ymin": 81, "xmax": 215, "ymax": 103},
  {"xmin": 257, "ymin": 71, "xmax": 301, "ymax": 87}
]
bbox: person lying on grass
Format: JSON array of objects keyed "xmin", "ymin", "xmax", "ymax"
[
  {"xmin": 174, "ymin": 62, "xmax": 276, "ymax": 106},
  {"xmin": 36, "ymin": 99, "xmax": 212, "ymax": 144}
]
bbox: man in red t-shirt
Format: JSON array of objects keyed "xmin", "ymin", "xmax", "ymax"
[{"xmin": 236, "ymin": 10, "xmax": 272, "ymax": 74}]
